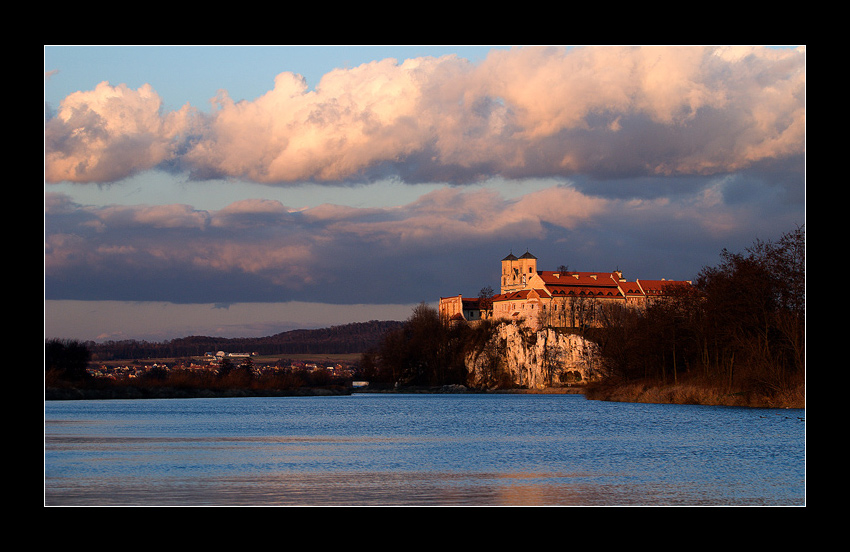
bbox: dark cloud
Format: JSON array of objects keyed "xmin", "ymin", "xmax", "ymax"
[{"xmin": 44, "ymin": 171, "xmax": 804, "ymax": 308}]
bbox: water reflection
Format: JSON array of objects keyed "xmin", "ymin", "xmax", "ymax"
[
  {"xmin": 44, "ymin": 395, "xmax": 805, "ymax": 506},
  {"xmin": 46, "ymin": 469, "xmax": 790, "ymax": 506}
]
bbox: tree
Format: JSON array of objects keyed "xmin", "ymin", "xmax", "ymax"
[
  {"xmin": 217, "ymin": 357, "xmax": 234, "ymax": 378},
  {"xmin": 45, "ymin": 339, "xmax": 91, "ymax": 382},
  {"xmin": 478, "ymin": 285, "xmax": 494, "ymax": 315},
  {"xmin": 694, "ymin": 225, "xmax": 805, "ymax": 391},
  {"xmin": 368, "ymin": 302, "xmax": 474, "ymax": 387},
  {"xmin": 592, "ymin": 226, "xmax": 804, "ymax": 399}
]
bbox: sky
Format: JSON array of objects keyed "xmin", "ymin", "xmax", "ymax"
[{"xmin": 44, "ymin": 45, "xmax": 806, "ymax": 342}]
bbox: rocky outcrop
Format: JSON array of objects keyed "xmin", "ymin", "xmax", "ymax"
[{"xmin": 465, "ymin": 323, "xmax": 599, "ymax": 390}]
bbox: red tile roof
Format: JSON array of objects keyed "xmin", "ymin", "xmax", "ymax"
[
  {"xmin": 618, "ymin": 281, "xmax": 645, "ymax": 296},
  {"xmin": 451, "ymin": 271, "xmax": 691, "ymax": 308},
  {"xmin": 637, "ymin": 279, "xmax": 687, "ymax": 295},
  {"xmin": 538, "ymin": 270, "xmax": 620, "ymax": 286}
]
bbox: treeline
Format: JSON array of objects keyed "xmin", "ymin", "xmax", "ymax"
[
  {"xmin": 360, "ymin": 304, "xmax": 501, "ymax": 389},
  {"xmin": 588, "ymin": 226, "xmax": 805, "ymax": 403},
  {"xmin": 83, "ymin": 320, "xmax": 404, "ymax": 360}
]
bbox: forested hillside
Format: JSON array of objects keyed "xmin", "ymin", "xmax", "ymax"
[{"xmin": 85, "ymin": 320, "xmax": 404, "ymax": 360}]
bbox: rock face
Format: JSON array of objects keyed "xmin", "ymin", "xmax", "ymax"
[{"xmin": 465, "ymin": 323, "xmax": 600, "ymax": 389}]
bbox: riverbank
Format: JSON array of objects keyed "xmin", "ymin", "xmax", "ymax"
[
  {"xmin": 355, "ymin": 384, "xmax": 586, "ymax": 394},
  {"xmin": 584, "ymin": 380, "xmax": 805, "ymax": 409},
  {"xmin": 354, "ymin": 384, "xmax": 584, "ymax": 395},
  {"xmin": 44, "ymin": 385, "xmax": 351, "ymax": 400},
  {"xmin": 45, "ymin": 381, "xmax": 803, "ymax": 408},
  {"xmin": 44, "ymin": 383, "xmax": 586, "ymax": 400}
]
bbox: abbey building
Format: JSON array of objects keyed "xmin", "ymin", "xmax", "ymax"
[{"xmin": 439, "ymin": 251, "xmax": 692, "ymax": 330}]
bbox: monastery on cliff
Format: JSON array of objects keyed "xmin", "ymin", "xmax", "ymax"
[{"xmin": 438, "ymin": 251, "xmax": 692, "ymax": 330}]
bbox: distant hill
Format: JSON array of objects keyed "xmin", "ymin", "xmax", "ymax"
[{"xmin": 88, "ymin": 320, "xmax": 404, "ymax": 361}]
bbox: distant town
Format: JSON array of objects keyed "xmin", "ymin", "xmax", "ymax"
[{"xmin": 85, "ymin": 350, "xmax": 357, "ymax": 382}]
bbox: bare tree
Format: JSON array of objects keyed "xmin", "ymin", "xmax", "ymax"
[{"xmin": 478, "ymin": 285, "xmax": 495, "ymax": 317}]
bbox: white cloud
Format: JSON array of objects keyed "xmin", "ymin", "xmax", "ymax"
[
  {"xmin": 45, "ymin": 46, "xmax": 805, "ymax": 186},
  {"xmin": 45, "ymin": 82, "xmax": 201, "ymax": 183}
]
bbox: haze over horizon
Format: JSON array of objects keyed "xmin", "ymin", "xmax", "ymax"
[{"xmin": 44, "ymin": 45, "xmax": 805, "ymax": 342}]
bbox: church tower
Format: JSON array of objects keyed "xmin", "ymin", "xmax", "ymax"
[{"xmin": 501, "ymin": 251, "xmax": 537, "ymax": 294}]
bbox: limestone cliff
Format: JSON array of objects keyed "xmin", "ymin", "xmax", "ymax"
[{"xmin": 465, "ymin": 322, "xmax": 600, "ymax": 389}]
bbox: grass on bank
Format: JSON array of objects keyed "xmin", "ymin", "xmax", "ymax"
[{"xmin": 585, "ymin": 374, "xmax": 805, "ymax": 409}]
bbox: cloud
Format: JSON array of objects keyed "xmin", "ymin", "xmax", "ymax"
[
  {"xmin": 44, "ymin": 166, "xmax": 802, "ymax": 307},
  {"xmin": 45, "ymin": 46, "xmax": 805, "ymax": 186},
  {"xmin": 291, "ymin": 185, "xmax": 610, "ymax": 250},
  {"xmin": 45, "ymin": 82, "xmax": 201, "ymax": 183},
  {"xmin": 92, "ymin": 203, "xmax": 211, "ymax": 229},
  {"xmin": 44, "ymin": 185, "xmax": 607, "ymax": 304}
]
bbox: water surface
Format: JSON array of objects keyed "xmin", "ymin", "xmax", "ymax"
[{"xmin": 44, "ymin": 394, "xmax": 805, "ymax": 506}]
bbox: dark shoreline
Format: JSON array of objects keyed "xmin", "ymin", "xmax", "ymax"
[
  {"xmin": 44, "ymin": 386, "xmax": 352, "ymax": 401},
  {"xmin": 44, "ymin": 382, "xmax": 802, "ymax": 409},
  {"xmin": 44, "ymin": 384, "xmax": 586, "ymax": 401}
]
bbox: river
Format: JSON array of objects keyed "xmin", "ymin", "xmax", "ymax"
[{"xmin": 44, "ymin": 393, "xmax": 805, "ymax": 506}]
